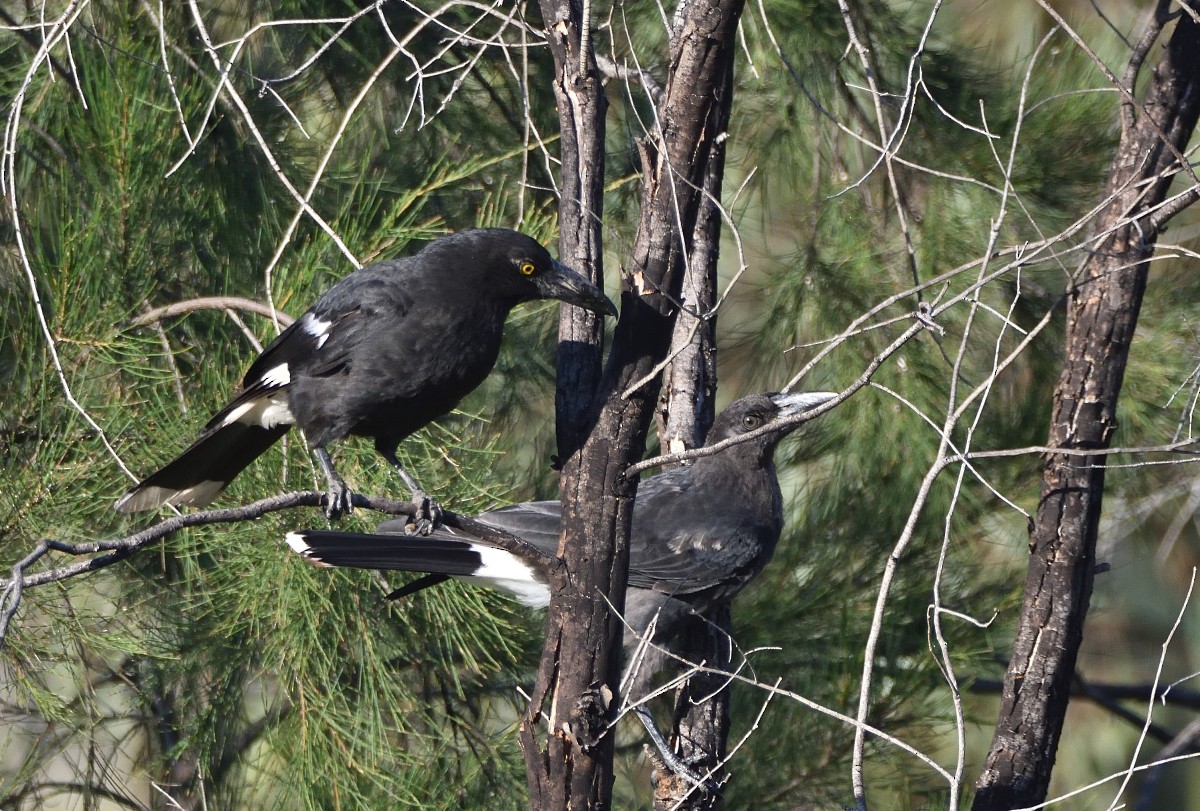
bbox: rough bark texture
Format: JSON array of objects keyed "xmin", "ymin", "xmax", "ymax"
[
  {"xmin": 522, "ymin": 2, "xmax": 746, "ymax": 808},
  {"xmin": 538, "ymin": 0, "xmax": 609, "ymax": 463},
  {"xmin": 524, "ymin": 7, "xmax": 610, "ymax": 806},
  {"xmin": 972, "ymin": 6, "xmax": 1200, "ymax": 809},
  {"xmin": 652, "ymin": 52, "xmax": 735, "ymax": 811},
  {"xmin": 652, "ymin": 606, "xmax": 732, "ymax": 811},
  {"xmin": 655, "ymin": 52, "xmax": 726, "ymax": 455}
]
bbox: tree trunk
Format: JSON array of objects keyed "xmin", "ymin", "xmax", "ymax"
[
  {"xmin": 523, "ymin": 2, "xmax": 746, "ymax": 808},
  {"xmin": 536, "ymin": 0, "xmax": 608, "ymax": 463},
  {"xmin": 655, "ymin": 45, "xmax": 727, "ymax": 454},
  {"xmin": 972, "ymin": 5, "xmax": 1200, "ymax": 808},
  {"xmin": 652, "ymin": 50, "xmax": 735, "ymax": 811},
  {"xmin": 652, "ymin": 605, "xmax": 732, "ymax": 811}
]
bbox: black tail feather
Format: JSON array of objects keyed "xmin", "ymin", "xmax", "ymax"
[
  {"xmin": 115, "ymin": 421, "xmax": 288, "ymax": 512},
  {"xmin": 286, "ymin": 530, "xmax": 486, "ymax": 576},
  {"xmin": 384, "ymin": 573, "xmax": 451, "ymax": 601}
]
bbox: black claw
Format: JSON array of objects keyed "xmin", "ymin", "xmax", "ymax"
[
  {"xmin": 323, "ymin": 480, "xmax": 354, "ymax": 520},
  {"xmin": 635, "ymin": 707, "xmax": 720, "ymax": 795},
  {"xmin": 404, "ymin": 490, "xmax": 442, "ymax": 535}
]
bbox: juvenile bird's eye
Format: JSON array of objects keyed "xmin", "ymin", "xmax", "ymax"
[
  {"xmin": 742, "ymin": 414, "xmax": 761, "ymax": 430},
  {"xmin": 519, "ymin": 261, "xmax": 537, "ymax": 276}
]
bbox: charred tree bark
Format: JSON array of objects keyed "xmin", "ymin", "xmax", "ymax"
[
  {"xmin": 523, "ymin": 1, "xmax": 746, "ymax": 808},
  {"xmin": 651, "ymin": 605, "xmax": 733, "ymax": 811},
  {"xmin": 524, "ymin": 3, "xmax": 610, "ymax": 803},
  {"xmin": 972, "ymin": 5, "xmax": 1200, "ymax": 808},
  {"xmin": 651, "ymin": 51, "xmax": 735, "ymax": 811},
  {"xmin": 536, "ymin": 0, "xmax": 608, "ymax": 462},
  {"xmin": 655, "ymin": 46, "xmax": 727, "ymax": 453}
]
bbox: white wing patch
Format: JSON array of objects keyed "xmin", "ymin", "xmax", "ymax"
[
  {"xmin": 220, "ymin": 392, "xmax": 295, "ymax": 430},
  {"xmin": 463, "ymin": 547, "xmax": 549, "ymax": 608},
  {"xmin": 302, "ymin": 314, "xmax": 333, "ymax": 349},
  {"xmin": 258, "ymin": 362, "xmax": 291, "ymax": 387},
  {"xmin": 167, "ymin": 480, "xmax": 226, "ymax": 509}
]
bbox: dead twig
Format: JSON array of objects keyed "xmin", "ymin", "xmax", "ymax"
[{"xmin": 0, "ymin": 491, "xmax": 548, "ymax": 645}]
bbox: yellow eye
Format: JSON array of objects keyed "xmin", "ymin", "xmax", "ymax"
[
  {"xmin": 519, "ymin": 261, "xmax": 536, "ymax": 276},
  {"xmin": 742, "ymin": 414, "xmax": 762, "ymax": 430}
]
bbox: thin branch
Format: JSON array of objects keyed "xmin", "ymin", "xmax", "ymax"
[
  {"xmin": 969, "ymin": 677, "xmax": 1200, "ymax": 712},
  {"xmin": 627, "ymin": 320, "xmax": 927, "ymax": 477},
  {"xmin": 1036, "ymin": 0, "xmax": 1199, "ymax": 189},
  {"xmin": 183, "ymin": 0, "xmax": 357, "ymax": 267},
  {"xmin": 1017, "ymin": 750, "xmax": 1200, "ymax": 811},
  {"xmin": 128, "ymin": 297, "xmax": 297, "ymax": 329},
  {"xmin": 0, "ymin": 493, "xmax": 549, "ymax": 645},
  {"xmin": 617, "ymin": 628, "xmax": 955, "ymax": 785},
  {"xmin": 2, "ymin": 1, "xmax": 138, "ymax": 488},
  {"xmin": 595, "ymin": 54, "xmax": 663, "ymax": 103},
  {"xmin": 1106, "ymin": 568, "xmax": 1197, "ymax": 808},
  {"xmin": 0, "ymin": 6, "xmax": 76, "ymax": 84},
  {"xmin": 1137, "ymin": 717, "xmax": 1200, "ymax": 811}
]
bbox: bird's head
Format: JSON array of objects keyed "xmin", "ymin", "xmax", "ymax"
[
  {"xmin": 459, "ymin": 229, "xmax": 617, "ymax": 317},
  {"xmin": 706, "ymin": 391, "xmax": 838, "ymax": 456}
]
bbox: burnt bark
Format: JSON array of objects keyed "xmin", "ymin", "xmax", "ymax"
[
  {"xmin": 651, "ymin": 605, "xmax": 732, "ymax": 811},
  {"xmin": 536, "ymin": 0, "xmax": 609, "ymax": 463},
  {"xmin": 523, "ymin": 1, "xmax": 746, "ymax": 808},
  {"xmin": 655, "ymin": 48, "xmax": 727, "ymax": 454},
  {"xmin": 651, "ymin": 51, "xmax": 735, "ymax": 811},
  {"xmin": 972, "ymin": 5, "xmax": 1200, "ymax": 808}
]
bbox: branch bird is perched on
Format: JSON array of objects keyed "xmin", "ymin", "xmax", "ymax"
[
  {"xmin": 287, "ymin": 391, "xmax": 836, "ymax": 778},
  {"xmin": 116, "ymin": 229, "xmax": 616, "ymax": 532}
]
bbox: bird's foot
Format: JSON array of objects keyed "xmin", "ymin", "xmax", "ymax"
[
  {"xmin": 404, "ymin": 490, "xmax": 442, "ymax": 535},
  {"xmin": 322, "ymin": 479, "xmax": 354, "ymax": 520},
  {"xmin": 635, "ymin": 707, "xmax": 721, "ymax": 795},
  {"xmin": 647, "ymin": 745, "xmax": 722, "ymax": 796}
]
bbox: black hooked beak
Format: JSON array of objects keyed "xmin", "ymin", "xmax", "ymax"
[{"xmin": 536, "ymin": 260, "xmax": 618, "ymax": 317}]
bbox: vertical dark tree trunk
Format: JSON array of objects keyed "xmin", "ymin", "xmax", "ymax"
[
  {"xmin": 652, "ymin": 605, "xmax": 732, "ymax": 811},
  {"xmin": 655, "ymin": 45, "xmax": 729, "ymax": 452},
  {"xmin": 651, "ymin": 52, "xmax": 735, "ymax": 811},
  {"xmin": 523, "ymin": 7, "xmax": 611, "ymax": 805},
  {"xmin": 523, "ymin": 2, "xmax": 746, "ymax": 808},
  {"xmin": 972, "ymin": 4, "xmax": 1200, "ymax": 808},
  {"xmin": 536, "ymin": 0, "xmax": 608, "ymax": 461}
]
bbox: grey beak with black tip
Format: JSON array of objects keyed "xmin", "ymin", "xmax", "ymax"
[
  {"xmin": 537, "ymin": 260, "xmax": 618, "ymax": 317},
  {"xmin": 770, "ymin": 391, "xmax": 838, "ymax": 419}
]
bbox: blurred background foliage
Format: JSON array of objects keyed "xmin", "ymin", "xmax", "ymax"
[{"xmin": 2, "ymin": 0, "xmax": 1199, "ymax": 809}]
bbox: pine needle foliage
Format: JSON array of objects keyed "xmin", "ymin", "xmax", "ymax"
[
  {"xmin": 5, "ymin": 2, "xmax": 1200, "ymax": 810},
  {"xmin": 0, "ymin": 4, "xmax": 557, "ymax": 808}
]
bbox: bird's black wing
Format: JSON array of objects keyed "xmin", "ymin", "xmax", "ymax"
[
  {"xmin": 473, "ymin": 475, "xmax": 772, "ymax": 598},
  {"xmin": 189, "ymin": 304, "xmax": 364, "ymax": 436},
  {"xmin": 627, "ymin": 522, "xmax": 771, "ymax": 597},
  {"xmin": 239, "ymin": 297, "xmax": 366, "ymax": 392},
  {"xmin": 241, "ymin": 259, "xmax": 424, "ymax": 390},
  {"xmin": 466, "ymin": 472, "xmax": 772, "ymax": 597},
  {"xmin": 623, "ymin": 466, "xmax": 777, "ymax": 598},
  {"xmin": 472, "ymin": 501, "xmax": 562, "ymax": 556}
]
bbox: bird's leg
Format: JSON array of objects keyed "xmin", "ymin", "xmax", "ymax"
[
  {"xmin": 314, "ymin": 447, "xmax": 353, "ymax": 520},
  {"xmin": 634, "ymin": 706, "xmax": 720, "ymax": 795},
  {"xmin": 379, "ymin": 449, "xmax": 442, "ymax": 535}
]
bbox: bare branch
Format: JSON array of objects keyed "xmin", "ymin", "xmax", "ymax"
[
  {"xmin": 594, "ymin": 54, "xmax": 664, "ymax": 103},
  {"xmin": 128, "ymin": 297, "xmax": 297, "ymax": 329},
  {"xmin": 0, "ymin": 493, "xmax": 548, "ymax": 646}
]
